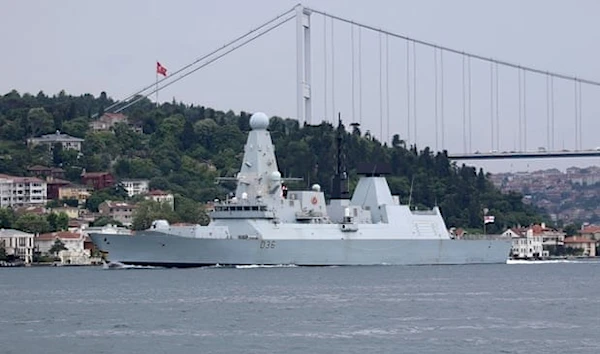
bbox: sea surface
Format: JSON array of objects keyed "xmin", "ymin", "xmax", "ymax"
[{"xmin": 1, "ymin": 261, "xmax": 599, "ymax": 354}]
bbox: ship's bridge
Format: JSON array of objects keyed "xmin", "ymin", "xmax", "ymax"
[{"xmin": 211, "ymin": 202, "xmax": 274, "ymax": 219}]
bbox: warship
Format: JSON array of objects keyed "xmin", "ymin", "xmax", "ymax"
[{"xmin": 89, "ymin": 112, "xmax": 511, "ymax": 267}]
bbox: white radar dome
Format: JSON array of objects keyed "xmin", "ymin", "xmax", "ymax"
[
  {"xmin": 250, "ymin": 112, "xmax": 269, "ymax": 130},
  {"xmin": 270, "ymin": 171, "xmax": 282, "ymax": 181},
  {"xmin": 311, "ymin": 184, "xmax": 321, "ymax": 192}
]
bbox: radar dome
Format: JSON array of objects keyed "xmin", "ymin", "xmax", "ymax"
[
  {"xmin": 270, "ymin": 171, "xmax": 281, "ymax": 181},
  {"xmin": 250, "ymin": 112, "xmax": 269, "ymax": 130},
  {"xmin": 311, "ymin": 184, "xmax": 321, "ymax": 192}
]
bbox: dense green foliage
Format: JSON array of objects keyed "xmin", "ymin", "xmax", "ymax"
[{"xmin": 0, "ymin": 90, "xmax": 545, "ymax": 232}]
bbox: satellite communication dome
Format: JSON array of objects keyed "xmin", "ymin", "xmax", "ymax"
[
  {"xmin": 311, "ymin": 184, "xmax": 321, "ymax": 192},
  {"xmin": 270, "ymin": 171, "xmax": 281, "ymax": 181},
  {"xmin": 250, "ymin": 112, "xmax": 269, "ymax": 130}
]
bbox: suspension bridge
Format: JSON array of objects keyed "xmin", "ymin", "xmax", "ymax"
[{"xmin": 104, "ymin": 4, "xmax": 600, "ymax": 161}]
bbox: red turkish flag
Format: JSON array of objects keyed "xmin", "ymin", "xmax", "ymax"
[{"xmin": 156, "ymin": 62, "xmax": 167, "ymax": 76}]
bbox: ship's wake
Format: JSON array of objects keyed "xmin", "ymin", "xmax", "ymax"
[
  {"xmin": 102, "ymin": 261, "xmax": 163, "ymax": 270},
  {"xmin": 507, "ymin": 259, "xmax": 599, "ymax": 265},
  {"xmin": 235, "ymin": 264, "xmax": 299, "ymax": 269}
]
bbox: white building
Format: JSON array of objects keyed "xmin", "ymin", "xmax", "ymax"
[
  {"xmin": 27, "ymin": 130, "xmax": 84, "ymax": 151},
  {"xmin": 120, "ymin": 179, "xmax": 149, "ymax": 197},
  {"xmin": 35, "ymin": 231, "xmax": 91, "ymax": 265},
  {"xmin": 503, "ymin": 228, "xmax": 545, "ymax": 259},
  {"xmin": 0, "ymin": 229, "xmax": 34, "ymax": 264},
  {"xmin": 0, "ymin": 174, "xmax": 47, "ymax": 207}
]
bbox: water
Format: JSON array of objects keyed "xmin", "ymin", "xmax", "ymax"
[{"xmin": 1, "ymin": 262, "xmax": 599, "ymax": 354}]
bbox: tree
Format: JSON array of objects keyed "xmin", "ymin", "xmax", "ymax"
[
  {"xmin": 48, "ymin": 239, "xmax": 67, "ymax": 256},
  {"xmin": 132, "ymin": 200, "xmax": 178, "ymax": 231},
  {"xmin": 0, "ymin": 208, "xmax": 15, "ymax": 228},
  {"xmin": 91, "ymin": 216, "xmax": 123, "ymax": 227},
  {"xmin": 14, "ymin": 214, "xmax": 50, "ymax": 234}
]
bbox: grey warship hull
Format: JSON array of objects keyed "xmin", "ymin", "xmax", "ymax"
[{"xmin": 90, "ymin": 231, "xmax": 511, "ymax": 267}]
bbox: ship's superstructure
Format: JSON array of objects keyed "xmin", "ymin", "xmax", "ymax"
[{"xmin": 90, "ymin": 112, "xmax": 511, "ymax": 267}]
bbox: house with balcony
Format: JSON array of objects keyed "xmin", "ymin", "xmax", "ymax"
[
  {"xmin": 0, "ymin": 229, "xmax": 34, "ymax": 264},
  {"xmin": 35, "ymin": 231, "xmax": 91, "ymax": 265},
  {"xmin": 563, "ymin": 236, "xmax": 596, "ymax": 257},
  {"xmin": 27, "ymin": 165, "xmax": 65, "ymax": 179},
  {"xmin": 503, "ymin": 228, "xmax": 545, "ymax": 259},
  {"xmin": 120, "ymin": 179, "xmax": 149, "ymax": 197},
  {"xmin": 27, "ymin": 130, "xmax": 84, "ymax": 151},
  {"xmin": 0, "ymin": 174, "xmax": 47, "ymax": 207},
  {"xmin": 58, "ymin": 184, "xmax": 90, "ymax": 205},
  {"xmin": 98, "ymin": 200, "xmax": 137, "ymax": 227}
]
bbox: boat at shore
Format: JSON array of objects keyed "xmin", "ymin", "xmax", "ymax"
[{"xmin": 90, "ymin": 112, "xmax": 511, "ymax": 267}]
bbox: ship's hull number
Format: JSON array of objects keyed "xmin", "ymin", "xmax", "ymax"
[{"xmin": 260, "ymin": 240, "xmax": 276, "ymax": 249}]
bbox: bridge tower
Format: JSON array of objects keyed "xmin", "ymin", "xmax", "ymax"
[{"xmin": 296, "ymin": 5, "xmax": 312, "ymax": 125}]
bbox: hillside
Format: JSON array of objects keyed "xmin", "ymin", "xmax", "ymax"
[{"xmin": 0, "ymin": 90, "xmax": 546, "ymax": 232}]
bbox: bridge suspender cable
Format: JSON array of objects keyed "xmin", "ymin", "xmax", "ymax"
[
  {"xmin": 331, "ymin": 18, "xmax": 335, "ymax": 121},
  {"xmin": 385, "ymin": 34, "xmax": 390, "ymax": 145},
  {"xmin": 462, "ymin": 56, "xmax": 467, "ymax": 153},
  {"xmin": 440, "ymin": 50, "xmax": 445, "ymax": 151},
  {"xmin": 351, "ymin": 24, "xmax": 355, "ymax": 124},
  {"xmin": 490, "ymin": 61, "xmax": 494, "ymax": 152},
  {"xmin": 113, "ymin": 13, "xmax": 296, "ymax": 113},
  {"xmin": 413, "ymin": 41, "xmax": 417, "ymax": 147},
  {"xmin": 495, "ymin": 63, "xmax": 499, "ymax": 152},
  {"xmin": 323, "ymin": 15, "xmax": 327, "ymax": 122},
  {"xmin": 358, "ymin": 27, "xmax": 363, "ymax": 125},
  {"xmin": 434, "ymin": 48, "xmax": 439, "ymax": 152},
  {"xmin": 308, "ymin": 7, "xmax": 600, "ymax": 87},
  {"xmin": 406, "ymin": 40, "xmax": 411, "ymax": 146},
  {"xmin": 379, "ymin": 32, "xmax": 383, "ymax": 141},
  {"xmin": 103, "ymin": 6, "xmax": 297, "ymax": 114}
]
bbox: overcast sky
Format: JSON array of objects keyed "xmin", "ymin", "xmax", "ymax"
[{"xmin": 3, "ymin": 0, "xmax": 600, "ymax": 173}]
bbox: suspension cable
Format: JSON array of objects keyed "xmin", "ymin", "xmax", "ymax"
[
  {"xmin": 546, "ymin": 75, "xmax": 550, "ymax": 150},
  {"xmin": 351, "ymin": 24, "xmax": 355, "ymax": 124},
  {"xmin": 331, "ymin": 17, "xmax": 335, "ymax": 120},
  {"xmin": 106, "ymin": 6, "xmax": 297, "ymax": 114},
  {"xmin": 379, "ymin": 32, "xmax": 383, "ymax": 141},
  {"xmin": 495, "ymin": 63, "xmax": 500, "ymax": 151},
  {"xmin": 462, "ymin": 55, "xmax": 467, "ymax": 153},
  {"xmin": 413, "ymin": 41, "xmax": 417, "ymax": 147},
  {"xmin": 518, "ymin": 69, "xmax": 522, "ymax": 152},
  {"xmin": 523, "ymin": 70, "xmax": 527, "ymax": 152},
  {"xmin": 114, "ymin": 14, "xmax": 295, "ymax": 113},
  {"xmin": 434, "ymin": 48, "xmax": 439, "ymax": 152},
  {"xmin": 468, "ymin": 56, "xmax": 472, "ymax": 153},
  {"xmin": 490, "ymin": 61, "xmax": 494, "ymax": 152},
  {"xmin": 308, "ymin": 7, "xmax": 600, "ymax": 87},
  {"xmin": 323, "ymin": 15, "xmax": 328, "ymax": 121},
  {"xmin": 579, "ymin": 81, "xmax": 583, "ymax": 150},
  {"xmin": 406, "ymin": 40, "xmax": 411, "ymax": 145},
  {"xmin": 358, "ymin": 27, "xmax": 363, "ymax": 125},
  {"xmin": 385, "ymin": 34, "xmax": 390, "ymax": 145},
  {"xmin": 441, "ymin": 50, "xmax": 445, "ymax": 150}
]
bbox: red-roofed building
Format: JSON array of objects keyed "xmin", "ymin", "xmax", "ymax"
[
  {"xmin": 580, "ymin": 225, "xmax": 600, "ymax": 240},
  {"xmin": 145, "ymin": 190, "xmax": 174, "ymax": 209},
  {"xmin": 81, "ymin": 171, "xmax": 115, "ymax": 190},
  {"xmin": 563, "ymin": 236, "xmax": 596, "ymax": 257},
  {"xmin": 35, "ymin": 231, "xmax": 92, "ymax": 264}
]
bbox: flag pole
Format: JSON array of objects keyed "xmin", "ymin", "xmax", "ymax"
[{"xmin": 155, "ymin": 61, "xmax": 159, "ymax": 108}]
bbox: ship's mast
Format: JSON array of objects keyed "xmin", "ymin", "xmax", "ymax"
[{"xmin": 331, "ymin": 113, "xmax": 349, "ymax": 199}]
